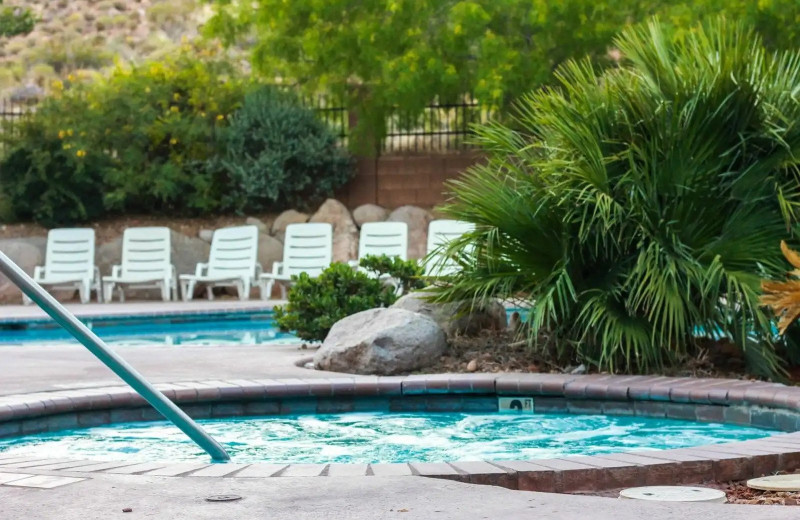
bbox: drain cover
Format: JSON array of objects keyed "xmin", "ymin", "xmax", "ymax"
[
  {"xmin": 747, "ymin": 475, "xmax": 800, "ymax": 492},
  {"xmin": 619, "ymin": 486, "xmax": 726, "ymax": 503},
  {"xmin": 205, "ymin": 495, "xmax": 243, "ymax": 502}
]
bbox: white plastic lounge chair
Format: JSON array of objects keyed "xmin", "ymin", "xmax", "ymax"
[
  {"xmin": 24, "ymin": 228, "xmax": 101, "ymax": 304},
  {"xmin": 179, "ymin": 225, "xmax": 261, "ymax": 301},
  {"xmin": 352, "ymin": 222, "xmax": 408, "ymax": 263},
  {"xmin": 102, "ymin": 227, "xmax": 177, "ymax": 303},
  {"xmin": 348, "ymin": 221, "xmax": 409, "ymax": 294},
  {"xmin": 425, "ymin": 219, "xmax": 475, "ymax": 276},
  {"xmin": 258, "ymin": 223, "xmax": 332, "ymax": 300}
]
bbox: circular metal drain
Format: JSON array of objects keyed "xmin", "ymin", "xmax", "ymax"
[
  {"xmin": 619, "ymin": 486, "xmax": 726, "ymax": 503},
  {"xmin": 206, "ymin": 495, "xmax": 243, "ymax": 502}
]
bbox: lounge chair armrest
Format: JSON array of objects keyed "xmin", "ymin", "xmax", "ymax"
[
  {"xmin": 347, "ymin": 260, "xmax": 359, "ymax": 269},
  {"xmin": 171, "ymin": 264, "xmax": 177, "ymax": 279},
  {"xmin": 271, "ymin": 262, "xmax": 284, "ymax": 276},
  {"xmin": 194, "ymin": 263, "xmax": 209, "ymax": 277},
  {"xmin": 255, "ymin": 263, "xmax": 263, "ymax": 279},
  {"xmin": 110, "ymin": 265, "xmax": 122, "ymax": 278},
  {"xmin": 33, "ymin": 266, "xmax": 44, "ymax": 280}
]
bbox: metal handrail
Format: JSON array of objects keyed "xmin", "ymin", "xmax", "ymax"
[{"xmin": 0, "ymin": 250, "xmax": 230, "ymax": 461}]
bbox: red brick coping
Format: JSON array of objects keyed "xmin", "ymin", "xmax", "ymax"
[{"xmin": 1, "ymin": 374, "xmax": 800, "ymax": 492}]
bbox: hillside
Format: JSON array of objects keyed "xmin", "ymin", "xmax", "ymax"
[{"xmin": 0, "ymin": 0, "xmax": 212, "ymax": 99}]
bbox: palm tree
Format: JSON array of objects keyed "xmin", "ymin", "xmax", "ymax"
[{"xmin": 433, "ymin": 18, "xmax": 800, "ymax": 378}]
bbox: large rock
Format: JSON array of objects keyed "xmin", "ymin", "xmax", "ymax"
[
  {"xmin": 170, "ymin": 231, "xmax": 210, "ymax": 278},
  {"xmin": 0, "ymin": 237, "xmax": 46, "ymax": 303},
  {"xmin": 271, "ymin": 209, "xmax": 309, "ymax": 242},
  {"xmin": 313, "ymin": 308, "xmax": 446, "ymax": 375},
  {"xmin": 391, "ymin": 291, "xmax": 507, "ymax": 337},
  {"xmin": 258, "ymin": 233, "xmax": 283, "ymax": 274},
  {"xmin": 352, "ymin": 204, "xmax": 388, "ymax": 227},
  {"xmin": 245, "ymin": 216, "xmax": 269, "ymax": 234},
  {"xmin": 387, "ymin": 205, "xmax": 433, "ymax": 259},
  {"xmin": 310, "ymin": 198, "xmax": 358, "ymax": 262}
]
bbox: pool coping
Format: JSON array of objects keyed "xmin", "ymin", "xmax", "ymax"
[
  {"xmin": 0, "ymin": 300, "xmax": 283, "ymax": 324},
  {"xmin": 1, "ymin": 373, "xmax": 799, "ymax": 492}
]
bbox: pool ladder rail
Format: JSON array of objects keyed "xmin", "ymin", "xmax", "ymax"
[{"xmin": 0, "ymin": 250, "xmax": 231, "ymax": 462}]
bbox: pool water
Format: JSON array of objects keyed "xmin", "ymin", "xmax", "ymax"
[
  {"xmin": 0, "ymin": 412, "xmax": 772, "ymax": 464},
  {"xmin": 0, "ymin": 311, "xmax": 299, "ymax": 347}
]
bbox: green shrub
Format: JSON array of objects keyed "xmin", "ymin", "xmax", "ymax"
[
  {"xmin": 274, "ymin": 262, "xmax": 397, "ymax": 342},
  {"xmin": 215, "ymin": 86, "xmax": 353, "ymax": 213},
  {"xmin": 433, "ymin": 18, "xmax": 800, "ymax": 379},
  {"xmin": 359, "ymin": 255, "xmax": 425, "ymax": 295},
  {"xmin": 0, "ymin": 118, "xmax": 108, "ymax": 226},
  {"xmin": 0, "ymin": 1, "xmax": 35, "ymax": 37},
  {"xmin": 83, "ymin": 51, "xmax": 246, "ymax": 214}
]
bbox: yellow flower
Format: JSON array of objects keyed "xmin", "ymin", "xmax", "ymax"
[
  {"xmin": 76, "ymin": 150, "xmax": 86, "ymax": 158},
  {"xmin": 52, "ymin": 80, "xmax": 64, "ymax": 90},
  {"xmin": 169, "ymin": 138, "xmax": 178, "ymax": 145},
  {"xmin": 58, "ymin": 130, "xmax": 65, "ymax": 139},
  {"xmin": 216, "ymin": 114, "xmax": 224, "ymax": 121},
  {"xmin": 199, "ymin": 112, "xmax": 206, "ymax": 118},
  {"xmin": 66, "ymin": 129, "xmax": 74, "ymax": 137},
  {"xmin": 67, "ymin": 74, "xmax": 76, "ymax": 82},
  {"xmin": 170, "ymin": 106, "xmax": 179, "ymax": 113},
  {"xmin": 173, "ymin": 92, "xmax": 180, "ymax": 101},
  {"xmin": 145, "ymin": 87, "xmax": 151, "ymax": 93},
  {"xmin": 62, "ymin": 144, "xmax": 72, "ymax": 150}
]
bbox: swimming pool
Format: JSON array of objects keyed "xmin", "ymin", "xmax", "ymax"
[
  {"xmin": 0, "ymin": 310, "xmax": 300, "ymax": 347},
  {"xmin": 0, "ymin": 412, "xmax": 773, "ymax": 464}
]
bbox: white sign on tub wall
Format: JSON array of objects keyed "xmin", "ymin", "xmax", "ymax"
[{"xmin": 498, "ymin": 397, "xmax": 534, "ymax": 413}]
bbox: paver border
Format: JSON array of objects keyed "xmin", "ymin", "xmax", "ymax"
[{"xmin": 1, "ymin": 374, "xmax": 800, "ymax": 492}]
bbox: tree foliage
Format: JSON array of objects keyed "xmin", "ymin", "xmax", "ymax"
[
  {"xmin": 431, "ymin": 18, "xmax": 800, "ymax": 379},
  {"xmin": 204, "ymin": 0, "xmax": 800, "ymax": 150}
]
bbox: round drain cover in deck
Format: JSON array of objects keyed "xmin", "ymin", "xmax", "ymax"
[
  {"xmin": 205, "ymin": 495, "xmax": 243, "ymax": 502},
  {"xmin": 747, "ymin": 475, "xmax": 800, "ymax": 492},
  {"xmin": 619, "ymin": 486, "xmax": 726, "ymax": 503}
]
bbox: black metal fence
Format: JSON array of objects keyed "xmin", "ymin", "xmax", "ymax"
[{"xmin": 0, "ymin": 95, "xmax": 491, "ymax": 152}]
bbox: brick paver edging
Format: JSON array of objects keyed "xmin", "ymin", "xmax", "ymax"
[{"xmin": 1, "ymin": 373, "xmax": 800, "ymax": 492}]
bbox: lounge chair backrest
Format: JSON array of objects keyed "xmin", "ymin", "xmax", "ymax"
[
  {"xmin": 283, "ymin": 223, "xmax": 333, "ymax": 277},
  {"xmin": 358, "ymin": 222, "xmax": 408, "ymax": 261},
  {"xmin": 207, "ymin": 225, "xmax": 260, "ymax": 279},
  {"xmin": 425, "ymin": 219, "xmax": 475, "ymax": 275},
  {"xmin": 120, "ymin": 227, "xmax": 172, "ymax": 280},
  {"xmin": 44, "ymin": 228, "xmax": 96, "ymax": 282}
]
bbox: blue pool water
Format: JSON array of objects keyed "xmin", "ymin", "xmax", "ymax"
[
  {"xmin": 0, "ymin": 311, "xmax": 299, "ymax": 346},
  {"xmin": 0, "ymin": 412, "xmax": 772, "ymax": 464}
]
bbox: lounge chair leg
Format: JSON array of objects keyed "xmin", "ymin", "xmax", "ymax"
[
  {"xmin": 160, "ymin": 282, "xmax": 170, "ymax": 302},
  {"xmin": 103, "ymin": 283, "xmax": 114, "ymax": 303},
  {"xmin": 259, "ymin": 280, "xmax": 272, "ymax": 301},
  {"xmin": 238, "ymin": 281, "xmax": 250, "ymax": 301},
  {"xmin": 79, "ymin": 283, "xmax": 90, "ymax": 304},
  {"xmin": 181, "ymin": 280, "xmax": 195, "ymax": 302},
  {"xmin": 206, "ymin": 286, "xmax": 214, "ymax": 301},
  {"xmin": 118, "ymin": 287, "xmax": 125, "ymax": 303},
  {"xmin": 280, "ymin": 284, "xmax": 288, "ymax": 300}
]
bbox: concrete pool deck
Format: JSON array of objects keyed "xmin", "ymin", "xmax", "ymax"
[{"xmin": 1, "ymin": 301, "xmax": 800, "ymax": 518}]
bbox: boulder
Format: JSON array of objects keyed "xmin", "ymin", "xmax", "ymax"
[
  {"xmin": 95, "ymin": 237, "xmax": 122, "ymax": 280},
  {"xmin": 198, "ymin": 229, "xmax": 214, "ymax": 243},
  {"xmin": 258, "ymin": 232, "xmax": 283, "ymax": 274},
  {"xmin": 170, "ymin": 231, "xmax": 210, "ymax": 277},
  {"xmin": 391, "ymin": 291, "xmax": 507, "ymax": 337},
  {"xmin": 271, "ymin": 209, "xmax": 309, "ymax": 242},
  {"xmin": 310, "ymin": 198, "xmax": 358, "ymax": 262},
  {"xmin": 387, "ymin": 205, "xmax": 433, "ymax": 259},
  {"xmin": 245, "ymin": 216, "xmax": 269, "ymax": 234},
  {"xmin": 313, "ymin": 308, "xmax": 446, "ymax": 375},
  {"xmin": 0, "ymin": 237, "xmax": 46, "ymax": 303},
  {"xmin": 352, "ymin": 204, "xmax": 389, "ymax": 227}
]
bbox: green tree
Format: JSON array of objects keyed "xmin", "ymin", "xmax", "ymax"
[
  {"xmin": 0, "ymin": 0, "xmax": 34, "ymax": 37},
  {"xmin": 431, "ymin": 18, "xmax": 800, "ymax": 379},
  {"xmin": 205, "ymin": 0, "xmax": 800, "ymax": 150}
]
